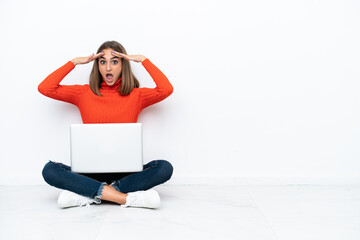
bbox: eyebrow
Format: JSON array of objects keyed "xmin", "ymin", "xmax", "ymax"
[{"xmin": 99, "ymin": 56, "xmax": 120, "ymax": 60}]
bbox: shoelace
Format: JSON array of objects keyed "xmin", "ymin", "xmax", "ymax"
[
  {"xmin": 75, "ymin": 196, "xmax": 95, "ymax": 208},
  {"xmin": 124, "ymin": 194, "xmax": 144, "ymax": 207}
]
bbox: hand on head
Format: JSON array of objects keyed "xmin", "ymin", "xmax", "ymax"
[
  {"xmin": 71, "ymin": 52, "xmax": 105, "ymax": 66},
  {"xmin": 110, "ymin": 51, "xmax": 147, "ymax": 63},
  {"xmin": 71, "ymin": 50, "xmax": 146, "ymax": 66}
]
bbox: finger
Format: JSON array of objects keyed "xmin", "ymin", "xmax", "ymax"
[
  {"xmin": 86, "ymin": 53, "xmax": 95, "ymax": 62},
  {"xmin": 88, "ymin": 52, "xmax": 103, "ymax": 62},
  {"xmin": 94, "ymin": 51, "xmax": 105, "ymax": 58},
  {"xmin": 111, "ymin": 51, "xmax": 127, "ymax": 59}
]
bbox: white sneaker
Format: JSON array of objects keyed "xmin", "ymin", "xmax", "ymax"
[
  {"xmin": 122, "ymin": 189, "xmax": 160, "ymax": 209},
  {"xmin": 57, "ymin": 190, "xmax": 97, "ymax": 208}
]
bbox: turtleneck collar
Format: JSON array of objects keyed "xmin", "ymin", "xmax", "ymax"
[{"xmin": 100, "ymin": 78, "xmax": 122, "ymax": 91}]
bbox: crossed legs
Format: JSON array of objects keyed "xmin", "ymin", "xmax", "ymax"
[{"xmin": 42, "ymin": 160, "xmax": 173, "ymax": 205}]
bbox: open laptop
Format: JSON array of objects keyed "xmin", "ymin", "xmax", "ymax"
[{"xmin": 70, "ymin": 123, "xmax": 143, "ymax": 173}]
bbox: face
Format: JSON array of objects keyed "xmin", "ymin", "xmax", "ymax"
[{"xmin": 98, "ymin": 48, "xmax": 122, "ymax": 86}]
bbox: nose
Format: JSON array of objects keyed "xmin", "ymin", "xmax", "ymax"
[{"xmin": 106, "ymin": 62, "xmax": 111, "ymax": 71}]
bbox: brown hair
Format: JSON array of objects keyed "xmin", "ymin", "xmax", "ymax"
[{"xmin": 89, "ymin": 41, "xmax": 139, "ymax": 96}]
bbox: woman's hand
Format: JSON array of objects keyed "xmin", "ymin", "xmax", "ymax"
[
  {"xmin": 111, "ymin": 51, "xmax": 147, "ymax": 63},
  {"xmin": 71, "ymin": 52, "xmax": 105, "ymax": 66}
]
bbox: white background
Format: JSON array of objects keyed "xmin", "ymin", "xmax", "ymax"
[{"xmin": 0, "ymin": 0, "xmax": 359, "ymax": 185}]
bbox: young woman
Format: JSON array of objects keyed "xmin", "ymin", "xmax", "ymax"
[{"xmin": 38, "ymin": 41, "xmax": 173, "ymax": 209}]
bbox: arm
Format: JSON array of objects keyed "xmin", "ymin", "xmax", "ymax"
[
  {"xmin": 38, "ymin": 52, "xmax": 105, "ymax": 104},
  {"xmin": 139, "ymin": 58, "xmax": 174, "ymax": 109},
  {"xmin": 38, "ymin": 61, "xmax": 82, "ymax": 104}
]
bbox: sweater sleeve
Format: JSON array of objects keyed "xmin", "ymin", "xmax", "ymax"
[
  {"xmin": 38, "ymin": 61, "xmax": 85, "ymax": 105},
  {"xmin": 139, "ymin": 59, "xmax": 173, "ymax": 109}
]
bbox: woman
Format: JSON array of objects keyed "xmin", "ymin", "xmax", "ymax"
[{"xmin": 38, "ymin": 41, "xmax": 173, "ymax": 209}]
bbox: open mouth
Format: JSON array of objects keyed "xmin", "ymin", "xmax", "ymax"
[{"xmin": 106, "ymin": 73, "xmax": 113, "ymax": 81}]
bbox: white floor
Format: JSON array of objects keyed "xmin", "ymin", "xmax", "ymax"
[{"xmin": 0, "ymin": 185, "xmax": 359, "ymax": 240}]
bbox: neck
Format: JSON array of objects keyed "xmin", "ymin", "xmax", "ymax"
[{"xmin": 101, "ymin": 78, "xmax": 122, "ymax": 91}]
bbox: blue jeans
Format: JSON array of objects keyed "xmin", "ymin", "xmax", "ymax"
[{"xmin": 42, "ymin": 160, "xmax": 173, "ymax": 203}]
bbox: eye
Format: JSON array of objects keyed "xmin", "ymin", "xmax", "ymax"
[
  {"xmin": 112, "ymin": 60, "xmax": 118, "ymax": 64},
  {"xmin": 100, "ymin": 60, "xmax": 106, "ymax": 65}
]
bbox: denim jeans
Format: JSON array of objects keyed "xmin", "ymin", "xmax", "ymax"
[{"xmin": 42, "ymin": 160, "xmax": 173, "ymax": 203}]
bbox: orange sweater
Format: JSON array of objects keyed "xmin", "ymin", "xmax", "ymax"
[{"xmin": 38, "ymin": 59, "xmax": 173, "ymax": 123}]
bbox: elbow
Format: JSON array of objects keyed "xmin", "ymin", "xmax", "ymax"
[
  {"xmin": 38, "ymin": 82, "xmax": 52, "ymax": 96},
  {"xmin": 157, "ymin": 84, "xmax": 173, "ymax": 100},
  {"xmin": 167, "ymin": 84, "xmax": 174, "ymax": 96},
  {"xmin": 38, "ymin": 83, "xmax": 45, "ymax": 95},
  {"xmin": 38, "ymin": 82, "xmax": 48, "ymax": 96},
  {"xmin": 161, "ymin": 86, "xmax": 173, "ymax": 100}
]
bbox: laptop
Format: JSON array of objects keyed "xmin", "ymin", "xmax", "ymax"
[{"xmin": 70, "ymin": 123, "xmax": 143, "ymax": 173}]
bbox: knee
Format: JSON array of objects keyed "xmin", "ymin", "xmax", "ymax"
[
  {"xmin": 42, "ymin": 161, "xmax": 61, "ymax": 186},
  {"xmin": 156, "ymin": 160, "xmax": 173, "ymax": 182}
]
